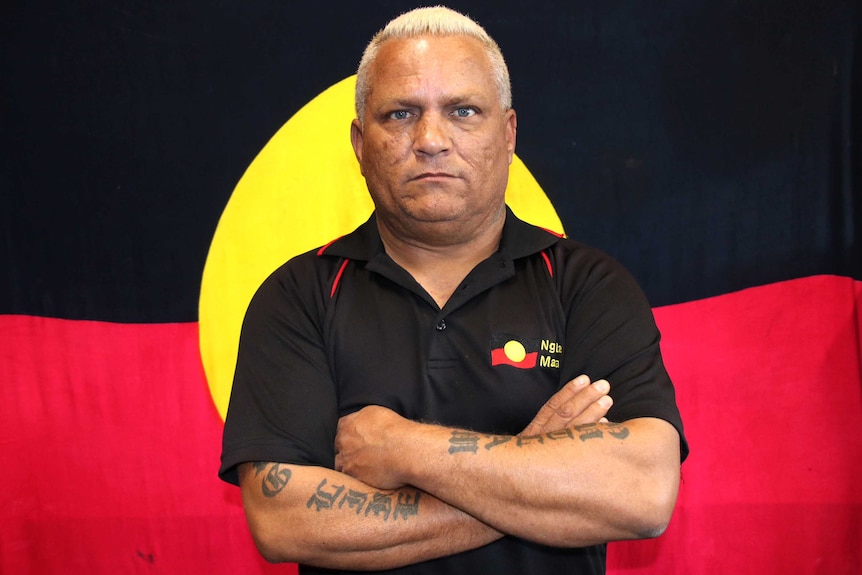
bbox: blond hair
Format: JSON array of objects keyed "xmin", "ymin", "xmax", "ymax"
[{"xmin": 355, "ymin": 6, "xmax": 512, "ymax": 120}]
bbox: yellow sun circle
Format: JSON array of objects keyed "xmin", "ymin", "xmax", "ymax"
[
  {"xmin": 504, "ymin": 340, "xmax": 527, "ymax": 363},
  {"xmin": 199, "ymin": 75, "xmax": 564, "ymax": 420}
]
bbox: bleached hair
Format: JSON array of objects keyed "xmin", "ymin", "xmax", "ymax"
[{"xmin": 354, "ymin": 6, "xmax": 512, "ymax": 121}]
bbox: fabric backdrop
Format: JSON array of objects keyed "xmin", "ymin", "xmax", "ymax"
[{"xmin": 2, "ymin": 1, "xmax": 860, "ymax": 573}]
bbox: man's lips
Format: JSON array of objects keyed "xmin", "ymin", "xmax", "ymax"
[{"xmin": 411, "ymin": 172, "xmax": 457, "ymax": 181}]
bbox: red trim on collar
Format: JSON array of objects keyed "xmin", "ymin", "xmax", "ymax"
[
  {"xmin": 317, "ymin": 236, "xmax": 345, "ymax": 256},
  {"xmin": 331, "ymin": 259, "xmax": 350, "ymax": 298},
  {"xmin": 538, "ymin": 226, "xmax": 565, "ymax": 238},
  {"xmin": 541, "ymin": 251, "xmax": 553, "ymax": 277}
]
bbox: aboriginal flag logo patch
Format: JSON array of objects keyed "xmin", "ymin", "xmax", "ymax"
[{"xmin": 489, "ymin": 334, "xmax": 541, "ymax": 369}]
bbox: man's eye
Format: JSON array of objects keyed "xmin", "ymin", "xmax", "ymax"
[
  {"xmin": 453, "ymin": 107, "xmax": 476, "ymax": 118},
  {"xmin": 389, "ymin": 110, "xmax": 412, "ymax": 120}
]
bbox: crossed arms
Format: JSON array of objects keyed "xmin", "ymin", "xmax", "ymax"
[{"xmin": 238, "ymin": 375, "xmax": 681, "ymax": 570}]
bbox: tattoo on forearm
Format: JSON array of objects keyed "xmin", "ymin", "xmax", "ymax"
[
  {"xmin": 573, "ymin": 423, "xmax": 629, "ymax": 441},
  {"xmin": 485, "ymin": 435, "xmax": 513, "ymax": 450},
  {"xmin": 448, "ymin": 430, "xmax": 484, "ymax": 453},
  {"xmin": 447, "ymin": 423, "xmax": 630, "ymax": 454},
  {"xmin": 306, "ymin": 478, "xmax": 421, "ymax": 522},
  {"xmin": 253, "ymin": 462, "xmax": 292, "ymax": 498}
]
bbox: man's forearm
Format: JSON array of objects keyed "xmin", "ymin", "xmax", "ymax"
[
  {"xmin": 408, "ymin": 418, "xmax": 680, "ymax": 546},
  {"xmin": 338, "ymin": 413, "xmax": 681, "ymax": 548},
  {"xmin": 239, "ymin": 462, "xmax": 501, "ymax": 570}
]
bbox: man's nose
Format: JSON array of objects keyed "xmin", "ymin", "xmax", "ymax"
[{"xmin": 413, "ymin": 113, "xmax": 451, "ymax": 157}]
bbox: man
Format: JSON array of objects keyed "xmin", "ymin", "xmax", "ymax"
[{"xmin": 219, "ymin": 6, "xmax": 687, "ymax": 574}]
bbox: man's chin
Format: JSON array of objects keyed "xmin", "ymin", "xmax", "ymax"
[
  {"xmin": 398, "ymin": 201, "xmax": 467, "ymax": 224},
  {"xmin": 400, "ymin": 209, "xmax": 502, "ymax": 245}
]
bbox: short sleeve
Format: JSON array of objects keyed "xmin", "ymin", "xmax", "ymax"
[
  {"xmin": 554, "ymin": 243, "xmax": 689, "ymax": 461},
  {"xmin": 218, "ymin": 253, "xmax": 340, "ymax": 485}
]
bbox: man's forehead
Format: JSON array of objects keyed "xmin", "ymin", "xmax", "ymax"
[
  {"xmin": 369, "ymin": 36, "xmax": 494, "ymax": 93},
  {"xmin": 375, "ymin": 34, "xmax": 488, "ymax": 67}
]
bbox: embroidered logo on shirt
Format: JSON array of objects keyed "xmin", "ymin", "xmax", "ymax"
[{"xmin": 490, "ymin": 334, "xmax": 563, "ymax": 370}]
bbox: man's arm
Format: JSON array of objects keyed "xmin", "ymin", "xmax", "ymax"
[
  {"xmin": 239, "ymin": 462, "xmax": 501, "ymax": 570},
  {"xmin": 239, "ymin": 375, "xmax": 613, "ymax": 568},
  {"xmin": 335, "ymin": 408, "xmax": 681, "ymax": 549}
]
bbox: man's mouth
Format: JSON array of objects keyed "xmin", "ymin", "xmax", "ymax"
[{"xmin": 412, "ymin": 172, "xmax": 456, "ymax": 181}]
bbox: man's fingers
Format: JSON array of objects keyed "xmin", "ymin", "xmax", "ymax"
[
  {"xmin": 576, "ymin": 392, "xmax": 613, "ymax": 425},
  {"xmin": 539, "ymin": 375, "xmax": 591, "ymax": 418},
  {"xmin": 521, "ymin": 375, "xmax": 589, "ymax": 434},
  {"xmin": 521, "ymin": 376, "xmax": 612, "ymax": 436}
]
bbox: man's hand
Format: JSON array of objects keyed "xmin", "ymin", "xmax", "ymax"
[
  {"xmin": 335, "ymin": 405, "xmax": 412, "ymax": 490},
  {"xmin": 519, "ymin": 375, "xmax": 612, "ymax": 436}
]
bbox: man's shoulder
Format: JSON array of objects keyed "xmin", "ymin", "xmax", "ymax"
[
  {"xmin": 248, "ymin": 245, "xmax": 347, "ymax": 313},
  {"xmin": 267, "ymin": 245, "xmax": 337, "ymax": 280},
  {"xmin": 502, "ymin": 210, "xmax": 628, "ymax": 283},
  {"xmin": 533, "ymin": 230, "xmax": 617, "ymax": 272},
  {"xmin": 264, "ymin": 215, "xmax": 378, "ymax": 284},
  {"xmin": 549, "ymin": 236, "xmax": 614, "ymax": 262}
]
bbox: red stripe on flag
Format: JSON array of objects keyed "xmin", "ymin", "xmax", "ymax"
[
  {"xmin": 0, "ymin": 316, "xmax": 292, "ymax": 574},
  {"xmin": 490, "ymin": 348, "xmax": 539, "ymax": 368},
  {"xmin": 609, "ymin": 275, "xmax": 862, "ymax": 574},
  {"xmin": 2, "ymin": 274, "xmax": 860, "ymax": 573}
]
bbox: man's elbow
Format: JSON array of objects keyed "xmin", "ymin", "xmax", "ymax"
[
  {"xmin": 246, "ymin": 505, "xmax": 344, "ymax": 567},
  {"xmin": 246, "ymin": 510, "xmax": 295, "ymax": 564},
  {"xmin": 629, "ymin": 423, "xmax": 682, "ymax": 540},
  {"xmin": 254, "ymin": 539, "xmax": 290, "ymax": 564},
  {"xmin": 632, "ymin": 510, "xmax": 671, "ymax": 540},
  {"xmin": 630, "ymin": 473, "xmax": 680, "ymax": 540}
]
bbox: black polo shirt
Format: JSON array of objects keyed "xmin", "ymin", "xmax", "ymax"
[{"xmin": 220, "ymin": 207, "xmax": 687, "ymax": 575}]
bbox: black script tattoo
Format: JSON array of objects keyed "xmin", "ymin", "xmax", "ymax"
[
  {"xmin": 393, "ymin": 492, "xmax": 421, "ymax": 521},
  {"xmin": 608, "ymin": 424, "xmax": 630, "ymax": 440},
  {"xmin": 448, "ymin": 430, "xmax": 480, "ymax": 454},
  {"xmin": 253, "ymin": 462, "xmax": 292, "ymax": 498},
  {"xmin": 483, "ymin": 435, "xmax": 512, "ymax": 450},
  {"xmin": 576, "ymin": 425, "xmax": 604, "ymax": 442},
  {"xmin": 573, "ymin": 422, "xmax": 631, "ymax": 442},
  {"xmin": 339, "ymin": 489, "xmax": 369, "ymax": 514},
  {"xmin": 364, "ymin": 492, "xmax": 393, "ymax": 521},
  {"xmin": 306, "ymin": 478, "xmax": 421, "ymax": 523},
  {"xmin": 307, "ymin": 478, "xmax": 345, "ymax": 512},
  {"xmin": 447, "ymin": 423, "xmax": 631, "ymax": 455},
  {"xmin": 546, "ymin": 428, "xmax": 575, "ymax": 441},
  {"xmin": 516, "ymin": 434, "xmax": 545, "ymax": 447}
]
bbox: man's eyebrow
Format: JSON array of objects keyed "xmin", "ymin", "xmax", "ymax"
[
  {"xmin": 374, "ymin": 94, "xmax": 488, "ymax": 110},
  {"xmin": 372, "ymin": 98, "xmax": 419, "ymax": 111},
  {"xmin": 443, "ymin": 97, "xmax": 480, "ymax": 107}
]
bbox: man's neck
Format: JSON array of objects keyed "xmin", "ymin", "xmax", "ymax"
[{"xmin": 378, "ymin": 213, "xmax": 505, "ymax": 308}]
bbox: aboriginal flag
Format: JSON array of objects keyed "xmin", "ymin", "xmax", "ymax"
[
  {"xmin": 490, "ymin": 335, "xmax": 541, "ymax": 369},
  {"xmin": 2, "ymin": 2, "xmax": 860, "ymax": 574}
]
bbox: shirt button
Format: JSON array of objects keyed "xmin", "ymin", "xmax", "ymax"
[{"xmin": 436, "ymin": 319, "xmax": 447, "ymax": 331}]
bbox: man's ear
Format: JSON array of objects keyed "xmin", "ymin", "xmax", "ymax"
[
  {"xmin": 350, "ymin": 118, "xmax": 364, "ymax": 173},
  {"xmin": 505, "ymin": 108, "xmax": 517, "ymax": 165}
]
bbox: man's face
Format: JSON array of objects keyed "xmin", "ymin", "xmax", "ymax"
[{"xmin": 351, "ymin": 35, "xmax": 517, "ymax": 245}]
